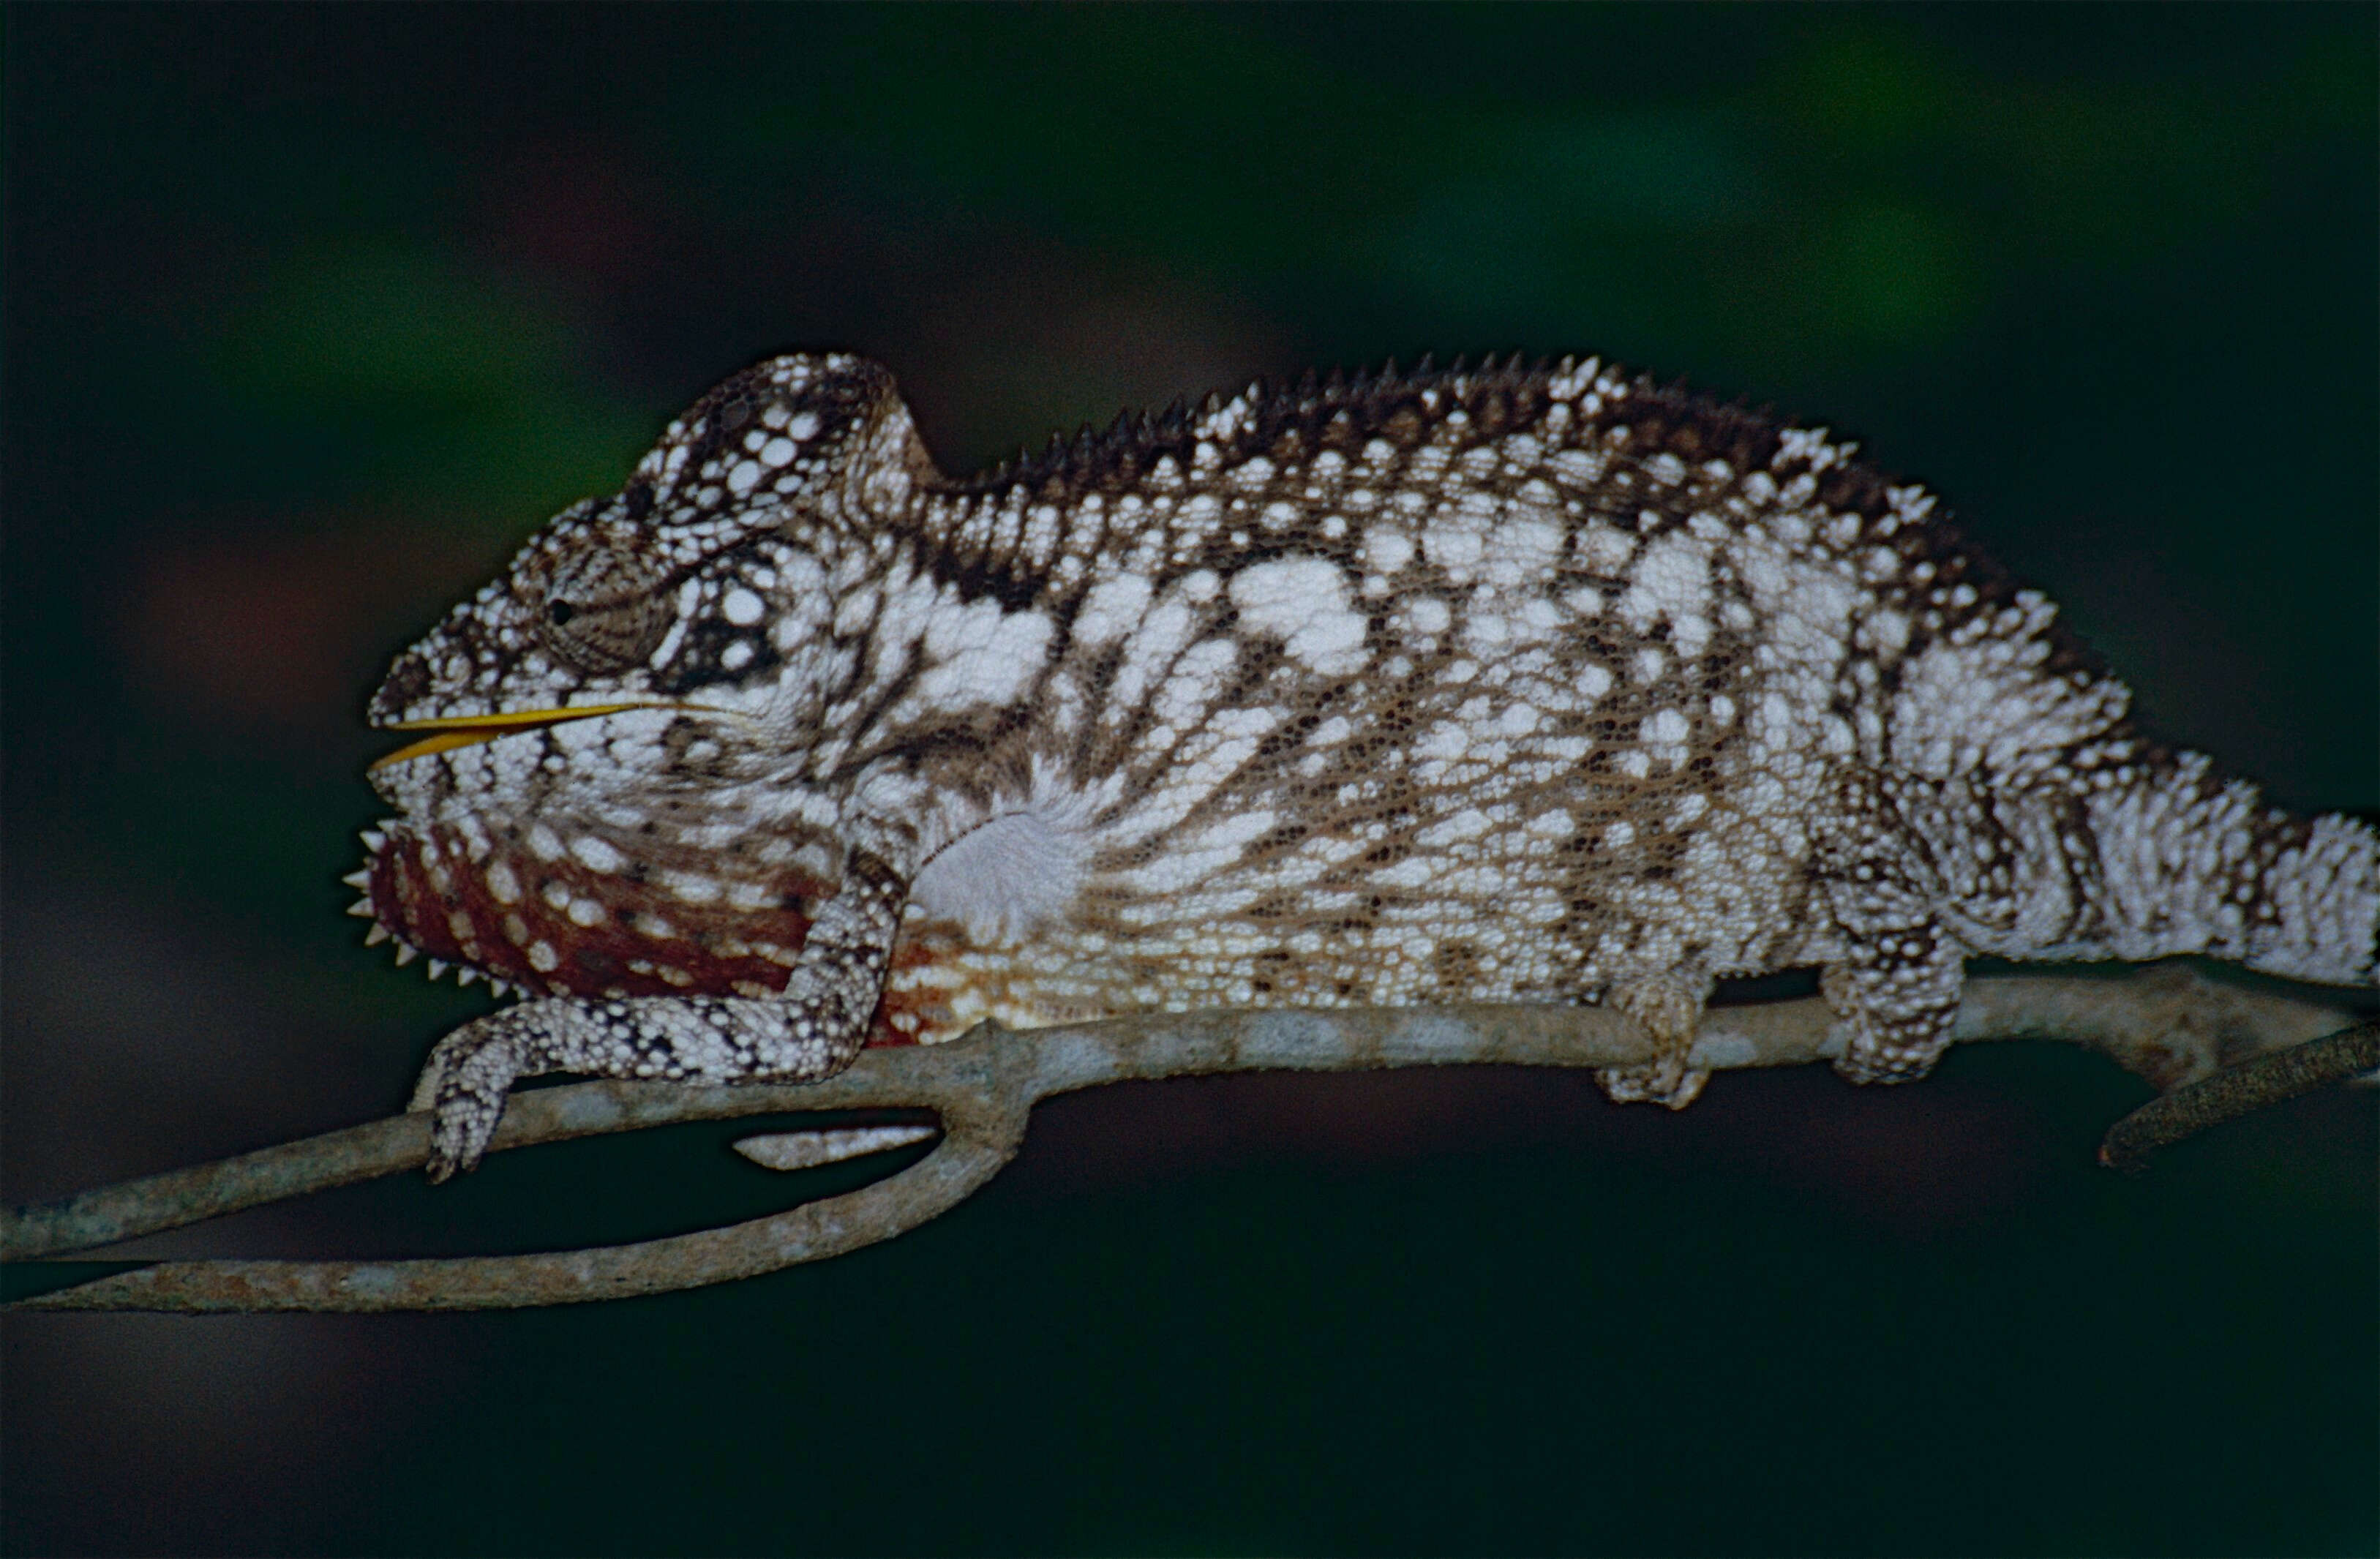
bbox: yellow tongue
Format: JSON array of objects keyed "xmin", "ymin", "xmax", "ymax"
[{"xmin": 370, "ymin": 704, "xmax": 650, "ymax": 770}]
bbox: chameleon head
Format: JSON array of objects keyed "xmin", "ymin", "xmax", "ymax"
[{"xmin": 356, "ymin": 355, "xmax": 936, "ymax": 999}]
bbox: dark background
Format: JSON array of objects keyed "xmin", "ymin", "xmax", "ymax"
[{"xmin": 4, "ymin": 7, "xmax": 2374, "ymax": 1555}]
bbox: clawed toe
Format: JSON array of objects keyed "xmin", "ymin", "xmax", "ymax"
[{"xmin": 1594, "ymin": 1058, "xmax": 1710, "ymax": 1109}]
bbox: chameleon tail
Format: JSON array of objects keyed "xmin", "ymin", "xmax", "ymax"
[{"xmin": 2087, "ymin": 751, "xmax": 2379, "ymax": 988}]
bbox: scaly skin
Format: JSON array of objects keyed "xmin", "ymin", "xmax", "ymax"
[{"xmin": 352, "ymin": 354, "xmax": 2380, "ymax": 1178}]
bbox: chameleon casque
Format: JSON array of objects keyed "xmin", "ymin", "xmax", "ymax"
[{"xmin": 357, "ymin": 353, "xmax": 2380, "ymax": 1179}]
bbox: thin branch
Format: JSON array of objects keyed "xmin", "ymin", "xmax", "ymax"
[
  {"xmin": 3, "ymin": 965, "xmax": 2365, "ymax": 1313},
  {"xmin": 2098, "ymin": 1016, "xmax": 2380, "ymax": 1173}
]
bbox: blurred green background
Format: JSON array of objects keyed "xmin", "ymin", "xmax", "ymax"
[{"xmin": 4, "ymin": 7, "xmax": 2373, "ymax": 1555}]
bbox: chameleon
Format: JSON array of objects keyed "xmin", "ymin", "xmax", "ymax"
[{"xmin": 353, "ymin": 352, "xmax": 2380, "ymax": 1180}]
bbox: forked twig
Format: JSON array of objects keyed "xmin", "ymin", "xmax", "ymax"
[{"xmin": 4, "ymin": 965, "xmax": 2367, "ymax": 1312}]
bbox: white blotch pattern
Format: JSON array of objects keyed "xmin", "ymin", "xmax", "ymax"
[{"xmin": 363, "ymin": 349, "xmax": 2378, "ymax": 1179}]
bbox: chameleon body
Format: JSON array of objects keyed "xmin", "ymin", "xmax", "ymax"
[{"xmin": 359, "ymin": 353, "xmax": 2380, "ymax": 1178}]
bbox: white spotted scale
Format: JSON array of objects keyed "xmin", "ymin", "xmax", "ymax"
[{"xmin": 353, "ymin": 353, "xmax": 2380, "ymax": 1178}]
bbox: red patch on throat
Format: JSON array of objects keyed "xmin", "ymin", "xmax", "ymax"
[
  {"xmin": 369, "ymin": 821, "xmax": 830, "ymax": 1005},
  {"xmin": 367, "ymin": 823, "xmax": 1002, "ymax": 1048}
]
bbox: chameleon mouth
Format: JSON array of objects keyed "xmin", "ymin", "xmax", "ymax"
[{"xmin": 369, "ymin": 703, "xmax": 656, "ymax": 770}]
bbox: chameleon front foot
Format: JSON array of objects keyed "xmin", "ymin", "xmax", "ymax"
[
  {"xmin": 405, "ymin": 988, "xmax": 882, "ymax": 1180},
  {"xmin": 410, "ymin": 1018, "xmax": 528, "ymax": 1181}
]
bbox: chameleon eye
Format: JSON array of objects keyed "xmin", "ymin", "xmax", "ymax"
[{"xmin": 537, "ymin": 550, "xmax": 669, "ymax": 674}]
